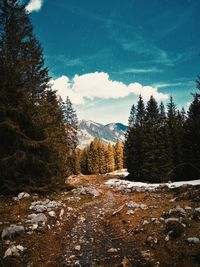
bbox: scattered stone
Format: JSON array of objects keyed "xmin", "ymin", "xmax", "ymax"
[
  {"xmin": 126, "ymin": 210, "xmax": 135, "ymax": 215},
  {"xmin": 75, "ymin": 245, "xmax": 81, "ymax": 251},
  {"xmin": 27, "ymin": 213, "xmax": 47, "ymax": 224},
  {"xmin": 169, "ymin": 206, "xmax": 186, "ymax": 217},
  {"xmin": 32, "ymin": 224, "xmax": 38, "ymax": 230},
  {"xmin": 31, "ymin": 204, "xmax": 47, "ymax": 213},
  {"xmin": 165, "ymin": 220, "xmax": 185, "ymax": 238},
  {"xmin": 59, "ymin": 208, "xmax": 64, "ymax": 219},
  {"xmin": 4, "ymin": 245, "xmax": 25, "ymax": 258},
  {"xmin": 2, "ymin": 225, "xmax": 25, "ymax": 239},
  {"xmin": 18, "ymin": 192, "xmax": 30, "ymax": 200},
  {"xmin": 126, "ymin": 201, "xmax": 147, "ymax": 210},
  {"xmin": 107, "ymin": 248, "xmax": 118, "ymax": 253},
  {"xmin": 187, "ymin": 237, "xmax": 200, "ymax": 244},
  {"xmin": 67, "ymin": 197, "xmax": 81, "ymax": 203},
  {"xmin": 48, "ymin": 211, "xmax": 56, "ymax": 218},
  {"xmin": 146, "ymin": 236, "xmax": 158, "ymax": 246},
  {"xmin": 29, "ymin": 200, "xmax": 63, "ymax": 213},
  {"xmin": 72, "ymin": 186, "xmax": 102, "ymax": 197}
]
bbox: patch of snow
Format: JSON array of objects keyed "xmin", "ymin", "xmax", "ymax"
[{"xmin": 105, "ymin": 178, "xmax": 200, "ymax": 190}]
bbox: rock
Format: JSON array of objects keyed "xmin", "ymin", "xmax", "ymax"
[
  {"xmin": 121, "ymin": 256, "xmax": 131, "ymax": 267},
  {"xmin": 146, "ymin": 236, "xmax": 158, "ymax": 246},
  {"xmin": 32, "ymin": 224, "xmax": 38, "ymax": 230},
  {"xmin": 165, "ymin": 220, "xmax": 185, "ymax": 238},
  {"xmin": 67, "ymin": 197, "xmax": 81, "ymax": 203},
  {"xmin": 72, "ymin": 186, "xmax": 101, "ymax": 197},
  {"xmin": 126, "ymin": 201, "xmax": 147, "ymax": 210},
  {"xmin": 29, "ymin": 200, "xmax": 63, "ymax": 213},
  {"xmin": 27, "ymin": 213, "xmax": 47, "ymax": 224},
  {"xmin": 107, "ymin": 248, "xmax": 118, "ymax": 253},
  {"xmin": 2, "ymin": 225, "xmax": 25, "ymax": 239},
  {"xmin": 4, "ymin": 245, "xmax": 25, "ymax": 258},
  {"xmin": 165, "ymin": 218, "xmax": 179, "ymax": 223},
  {"xmin": 48, "ymin": 211, "xmax": 56, "ymax": 218},
  {"xmin": 59, "ymin": 208, "xmax": 64, "ymax": 219},
  {"xmin": 169, "ymin": 206, "xmax": 186, "ymax": 217},
  {"xmin": 18, "ymin": 192, "xmax": 30, "ymax": 200},
  {"xmin": 31, "ymin": 205, "xmax": 47, "ymax": 213},
  {"xmin": 187, "ymin": 237, "xmax": 200, "ymax": 244},
  {"xmin": 126, "ymin": 210, "xmax": 135, "ymax": 215},
  {"xmin": 75, "ymin": 245, "xmax": 81, "ymax": 251}
]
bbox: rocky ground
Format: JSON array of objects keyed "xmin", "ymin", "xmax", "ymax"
[{"xmin": 0, "ymin": 173, "xmax": 200, "ymax": 267}]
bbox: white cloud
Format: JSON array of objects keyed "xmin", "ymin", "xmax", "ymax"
[
  {"xmin": 52, "ymin": 72, "xmax": 168, "ymax": 105},
  {"xmin": 26, "ymin": 0, "xmax": 43, "ymax": 13}
]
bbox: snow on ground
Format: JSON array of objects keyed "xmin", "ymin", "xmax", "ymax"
[
  {"xmin": 105, "ymin": 170, "xmax": 200, "ymax": 189},
  {"xmin": 107, "ymin": 169, "xmax": 129, "ymax": 177}
]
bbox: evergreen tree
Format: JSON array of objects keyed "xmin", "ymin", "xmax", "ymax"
[
  {"xmin": 124, "ymin": 95, "xmax": 145, "ymax": 180},
  {"xmin": 114, "ymin": 140, "xmax": 124, "ymax": 170},
  {"xmin": 142, "ymin": 96, "xmax": 161, "ymax": 181},
  {"xmin": 87, "ymin": 138, "xmax": 99, "ymax": 174},
  {"xmin": 0, "ymin": 0, "xmax": 70, "ymax": 192},
  {"xmin": 183, "ymin": 94, "xmax": 200, "ymax": 179},
  {"xmin": 105, "ymin": 144, "xmax": 115, "ymax": 173},
  {"xmin": 61, "ymin": 96, "xmax": 78, "ymax": 174},
  {"xmin": 166, "ymin": 96, "xmax": 184, "ymax": 180}
]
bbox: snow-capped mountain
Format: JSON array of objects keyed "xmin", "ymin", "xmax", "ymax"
[{"xmin": 78, "ymin": 120, "xmax": 127, "ymax": 148}]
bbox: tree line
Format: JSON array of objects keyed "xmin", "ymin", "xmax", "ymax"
[
  {"xmin": 124, "ymin": 90, "xmax": 200, "ymax": 183},
  {"xmin": 73, "ymin": 139, "xmax": 124, "ymax": 175},
  {"xmin": 0, "ymin": 0, "xmax": 78, "ymax": 193}
]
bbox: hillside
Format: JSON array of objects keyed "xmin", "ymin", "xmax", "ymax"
[{"xmin": 78, "ymin": 120, "xmax": 127, "ymax": 148}]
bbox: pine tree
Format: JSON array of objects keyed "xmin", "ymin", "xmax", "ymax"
[
  {"xmin": 124, "ymin": 95, "xmax": 145, "ymax": 180},
  {"xmin": 0, "ymin": 0, "xmax": 69, "ymax": 192},
  {"xmin": 114, "ymin": 140, "xmax": 124, "ymax": 170},
  {"xmin": 142, "ymin": 96, "xmax": 161, "ymax": 181},
  {"xmin": 183, "ymin": 94, "xmax": 200, "ymax": 180},
  {"xmin": 61, "ymin": 96, "xmax": 78, "ymax": 174},
  {"xmin": 87, "ymin": 138, "xmax": 99, "ymax": 174},
  {"xmin": 105, "ymin": 144, "xmax": 115, "ymax": 173},
  {"xmin": 166, "ymin": 96, "xmax": 184, "ymax": 180}
]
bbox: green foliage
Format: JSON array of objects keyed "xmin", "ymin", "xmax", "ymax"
[
  {"xmin": 124, "ymin": 95, "xmax": 190, "ymax": 183},
  {"xmin": 0, "ymin": 0, "xmax": 78, "ymax": 193}
]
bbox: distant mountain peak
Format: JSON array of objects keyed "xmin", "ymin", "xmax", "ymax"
[{"xmin": 78, "ymin": 120, "xmax": 127, "ymax": 149}]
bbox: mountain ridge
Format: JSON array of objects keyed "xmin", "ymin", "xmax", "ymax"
[{"xmin": 78, "ymin": 120, "xmax": 127, "ymax": 148}]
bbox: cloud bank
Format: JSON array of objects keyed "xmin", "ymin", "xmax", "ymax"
[
  {"xmin": 52, "ymin": 72, "xmax": 168, "ymax": 105},
  {"xmin": 26, "ymin": 0, "xmax": 43, "ymax": 13}
]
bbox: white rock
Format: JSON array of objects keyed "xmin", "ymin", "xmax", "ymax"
[
  {"xmin": 126, "ymin": 210, "xmax": 135, "ymax": 215},
  {"xmin": 164, "ymin": 218, "xmax": 179, "ymax": 223},
  {"xmin": 31, "ymin": 205, "xmax": 47, "ymax": 213},
  {"xmin": 107, "ymin": 248, "xmax": 118, "ymax": 253},
  {"xmin": 32, "ymin": 224, "xmax": 38, "ymax": 230},
  {"xmin": 67, "ymin": 197, "xmax": 81, "ymax": 203},
  {"xmin": 195, "ymin": 207, "xmax": 200, "ymax": 212},
  {"xmin": 1, "ymin": 225, "xmax": 25, "ymax": 239},
  {"xmin": 59, "ymin": 208, "xmax": 64, "ymax": 219},
  {"xmin": 48, "ymin": 211, "xmax": 56, "ymax": 218},
  {"xmin": 75, "ymin": 245, "xmax": 81, "ymax": 251},
  {"xmin": 169, "ymin": 206, "xmax": 186, "ymax": 216},
  {"xmin": 18, "ymin": 192, "xmax": 30, "ymax": 200},
  {"xmin": 187, "ymin": 237, "xmax": 200, "ymax": 244},
  {"xmin": 4, "ymin": 245, "xmax": 25, "ymax": 258},
  {"xmin": 27, "ymin": 213, "xmax": 47, "ymax": 224}
]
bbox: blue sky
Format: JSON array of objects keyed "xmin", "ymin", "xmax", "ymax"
[{"xmin": 27, "ymin": 0, "xmax": 200, "ymax": 124}]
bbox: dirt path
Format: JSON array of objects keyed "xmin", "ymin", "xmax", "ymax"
[{"xmin": 56, "ymin": 179, "xmax": 153, "ymax": 267}]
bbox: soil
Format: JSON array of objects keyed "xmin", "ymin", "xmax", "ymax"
[{"xmin": 0, "ymin": 174, "xmax": 200, "ymax": 267}]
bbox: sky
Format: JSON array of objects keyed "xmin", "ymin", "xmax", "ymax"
[{"xmin": 26, "ymin": 0, "xmax": 200, "ymax": 124}]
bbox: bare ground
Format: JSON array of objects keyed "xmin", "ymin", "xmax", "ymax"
[{"xmin": 0, "ymin": 174, "xmax": 200, "ymax": 267}]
